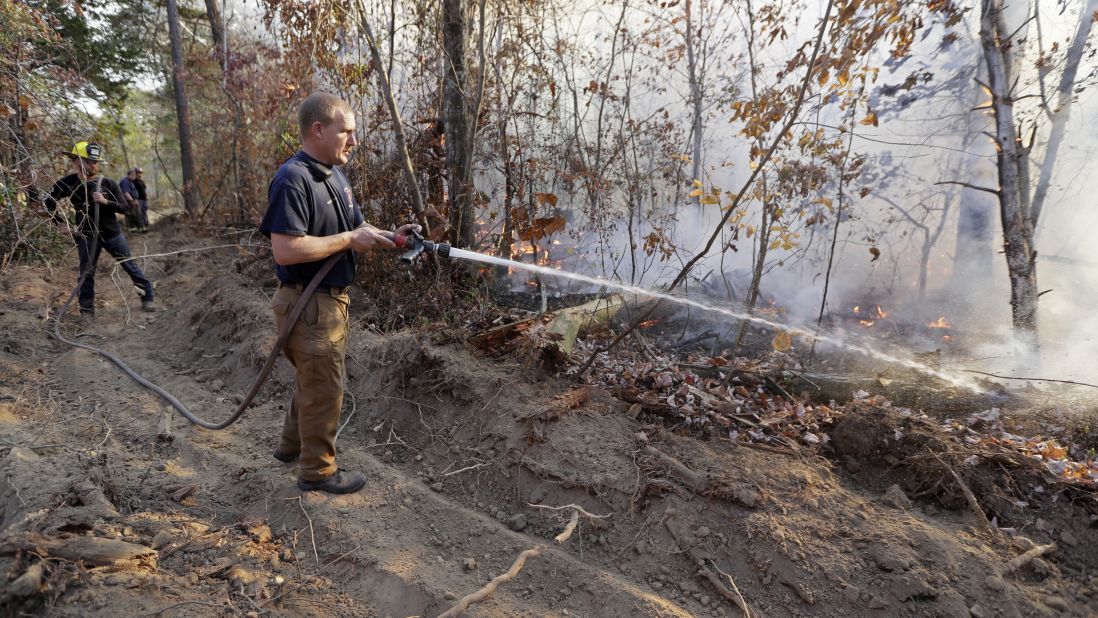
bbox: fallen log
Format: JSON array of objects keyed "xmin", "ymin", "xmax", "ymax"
[
  {"xmin": 546, "ymin": 294, "xmax": 629, "ymax": 354},
  {"xmin": 1, "ymin": 532, "xmax": 157, "ymax": 567},
  {"xmin": 779, "ymin": 370, "xmax": 1019, "ymax": 413},
  {"xmin": 468, "ymin": 316, "xmax": 540, "ymax": 354}
]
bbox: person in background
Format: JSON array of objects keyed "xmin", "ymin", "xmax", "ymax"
[
  {"xmin": 132, "ymin": 167, "xmax": 149, "ymax": 232},
  {"xmin": 40, "ymin": 142, "xmax": 156, "ymax": 315},
  {"xmin": 119, "ymin": 168, "xmax": 141, "ymax": 230}
]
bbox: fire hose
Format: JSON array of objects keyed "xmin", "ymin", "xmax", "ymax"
[{"xmin": 51, "ymin": 210, "xmax": 449, "ymax": 430}]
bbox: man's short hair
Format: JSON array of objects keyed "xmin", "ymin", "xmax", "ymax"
[{"xmin": 297, "ymin": 92, "xmax": 351, "ymax": 139}]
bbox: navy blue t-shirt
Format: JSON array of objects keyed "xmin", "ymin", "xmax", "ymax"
[{"xmin": 259, "ymin": 151, "xmax": 365, "ymax": 288}]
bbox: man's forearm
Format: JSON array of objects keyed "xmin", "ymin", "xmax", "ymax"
[{"xmin": 271, "ymin": 232, "xmax": 352, "ymax": 265}]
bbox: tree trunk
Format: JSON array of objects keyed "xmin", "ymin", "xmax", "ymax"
[
  {"xmin": 356, "ymin": 5, "xmax": 430, "ymax": 234},
  {"xmin": 1030, "ymin": 0, "xmax": 1098, "ymax": 226},
  {"xmin": 980, "ymin": 0, "xmax": 1038, "ymax": 343},
  {"xmin": 204, "ymin": 0, "xmax": 247, "ymax": 222},
  {"xmin": 167, "ymin": 0, "xmax": 199, "ymax": 217},
  {"xmin": 684, "ymin": 0, "xmax": 703, "ymax": 188},
  {"xmin": 204, "ymin": 0, "xmax": 227, "ymax": 71},
  {"xmin": 442, "ymin": 0, "xmax": 473, "ymax": 247}
]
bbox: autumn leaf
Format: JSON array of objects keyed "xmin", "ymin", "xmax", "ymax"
[
  {"xmin": 517, "ymin": 216, "xmax": 566, "ymax": 242},
  {"xmin": 772, "ymin": 331, "xmax": 793, "ymax": 352},
  {"xmin": 692, "ymin": 179, "xmax": 703, "ymax": 188},
  {"xmin": 860, "ymin": 111, "xmax": 878, "ymax": 127},
  {"xmin": 699, "ymin": 195, "xmax": 720, "ymax": 205},
  {"xmin": 869, "ymin": 246, "xmax": 881, "ymax": 261},
  {"xmin": 534, "ymin": 192, "xmax": 558, "ymax": 206},
  {"xmin": 688, "ymin": 188, "xmax": 704, "ymax": 197}
]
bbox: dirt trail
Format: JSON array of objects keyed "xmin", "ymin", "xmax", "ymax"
[{"xmin": 1, "ymin": 223, "xmax": 1095, "ymax": 617}]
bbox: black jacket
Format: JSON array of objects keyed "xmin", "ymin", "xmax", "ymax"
[{"xmin": 43, "ymin": 173, "xmax": 128, "ymax": 238}]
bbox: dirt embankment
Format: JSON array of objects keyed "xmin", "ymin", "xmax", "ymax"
[{"xmin": 0, "ymin": 223, "xmax": 1095, "ymax": 617}]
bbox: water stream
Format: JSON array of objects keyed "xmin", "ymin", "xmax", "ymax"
[{"xmin": 448, "ymin": 247, "xmax": 982, "ymax": 392}]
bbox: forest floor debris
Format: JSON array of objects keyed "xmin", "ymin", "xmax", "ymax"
[{"xmin": 0, "ymin": 222, "xmax": 1095, "ymax": 616}]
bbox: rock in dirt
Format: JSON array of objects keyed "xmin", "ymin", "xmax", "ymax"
[
  {"xmin": 529, "ymin": 487, "xmax": 548, "ymax": 504},
  {"xmin": 842, "ymin": 585, "xmax": 861, "ymax": 604},
  {"xmin": 1044, "ymin": 596, "xmax": 1069, "ymax": 612},
  {"xmin": 935, "ymin": 589, "xmax": 969, "ymax": 618},
  {"xmin": 887, "ymin": 574, "xmax": 936, "ymax": 601},
  {"xmin": 969, "ymin": 603, "xmax": 988, "ymax": 618},
  {"xmin": 430, "ymin": 482, "xmax": 444, "ymax": 492},
  {"xmin": 1, "ymin": 562, "xmax": 44, "ymax": 601},
  {"xmin": 867, "ymin": 595, "xmax": 889, "ymax": 609},
  {"xmin": 151, "ymin": 530, "xmax": 173, "ymax": 550},
  {"xmin": 868, "ymin": 546, "xmax": 910, "ymax": 572},
  {"xmin": 1059, "ymin": 529, "xmax": 1079, "ymax": 547},
  {"xmin": 72, "ymin": 480, "xmax": 119, "ymax": 520},
  {"xmin": 463, "ymin": 558, "xmax": 477, "ymax": 571},
  {"xmin": 879, "ymin": 484, "xmax": 913, "ymax": 510},
  {"xmin": 508, "ymin": 513, "xmax": 528, "ymax": 532}
]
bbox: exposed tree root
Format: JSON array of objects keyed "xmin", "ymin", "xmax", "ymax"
[
  {"xmin": 438, "ymin": 504, "xmax": 608, "ymax": 617},
  {"xmin": 664, "ymin": 512, "xmax": 756, "ymax": 616},
  {"xmin": 1001, "ymin": 543, "xmax": 1057, "ymax": 576}
]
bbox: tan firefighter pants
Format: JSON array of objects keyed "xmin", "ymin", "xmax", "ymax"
[{"xmin": 271, "ymin": 282, "xmax": 350, "ymax": 482}]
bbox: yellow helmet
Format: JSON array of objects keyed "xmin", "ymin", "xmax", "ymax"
[{"xmin": 64, "ymin": 141, "xmax": 104, "ymax": 162}]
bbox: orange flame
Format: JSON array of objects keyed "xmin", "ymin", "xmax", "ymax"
[
  {"xmin": 927, "ymin": 316, "xmax": 951, "ymax": 329},
  {"xmin": 875, "ymin": 304, "xmax": 888, "ymax": 319}
]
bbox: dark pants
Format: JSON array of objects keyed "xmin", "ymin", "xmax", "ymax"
[
  {"xmin": 76, "ymin": 233, "xmax": 153, "ymax": 313},
  {"xmin": 124, "ymin": 204, "xmax": 140, "ymax": 229},
  {"xmin": 138, "ymin": 201, "xmax": 149, "ymax": 228},
  {"xmin": 271, "ymin": 284, "xmax": 350, "ymax": 482}
]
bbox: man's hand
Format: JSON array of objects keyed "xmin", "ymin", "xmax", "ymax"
[
  {"xmin": 91, "ymin": 191, "xmax": 109, "ymax": 205},
  {"xmin": 347, "ymin": 226, "xmax": 396, "ymax": 252},
  {"xmin": 394, "ymin": 223, "xmax": 422, "ymax": 237}
]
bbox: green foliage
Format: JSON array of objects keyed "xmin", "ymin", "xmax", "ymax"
[{"xmin": 19, "ymin": 0, "xmax": 158, "ymax": 99}]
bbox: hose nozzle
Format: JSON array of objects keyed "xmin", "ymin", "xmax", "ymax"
[{"xmin": 394, "ymin": 230, "xmax": 451, "ymax": 264}]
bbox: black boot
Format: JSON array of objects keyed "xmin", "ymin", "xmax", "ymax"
[
  {"xmin": 297, "ymin": 469, "xmax": 366, "ymax": 494},
  {"xmin": 273, "ymin": 449, "xmax": 298, "ymax": 463}
]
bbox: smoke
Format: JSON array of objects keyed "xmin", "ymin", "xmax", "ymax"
[{"xmin": 460, "ymin": 0, "xmax": 1098, "ymax": 387}]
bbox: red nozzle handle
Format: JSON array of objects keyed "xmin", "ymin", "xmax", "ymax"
[{"xmin": 393, "ymin": 234, "xmax": 410, "ymax": 248}]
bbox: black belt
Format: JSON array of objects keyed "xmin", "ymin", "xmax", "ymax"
[{"xmin": 278, "ymin": 280, "xmax": 349, "ymax": 296}]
